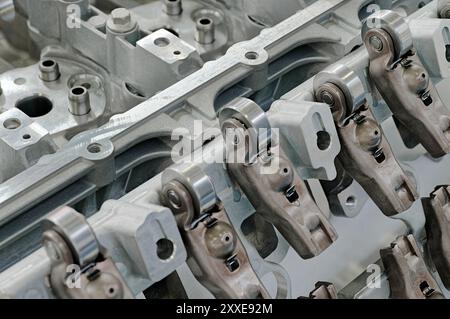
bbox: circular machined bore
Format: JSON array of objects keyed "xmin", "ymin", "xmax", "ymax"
[
  {"xmin": 16, "ymin": 95, "xmax": 53, "ymax": 118},
  {"xmin": 154, "ymin": 37, "xmax": 171, "ymax": 47},
  {"xmin": 3, "ymin": 118, "xmax": 21, "ymax": 130}
]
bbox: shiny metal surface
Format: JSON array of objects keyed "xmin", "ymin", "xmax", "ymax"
[{"xmin": 1, "ymin": 0, "xmax": 450, "ymax": 301}]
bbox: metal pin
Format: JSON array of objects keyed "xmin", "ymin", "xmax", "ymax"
[
  {"xmin": 39, "ymin": 59, "xmax": 60, "ymax": 82},
  {"xmin": 195, "ymin": 17, "xmax": 215, "ymax": 45},
  {"xmin": 162, "ymin": 0, "xmax": 182, "ymax": 16}
]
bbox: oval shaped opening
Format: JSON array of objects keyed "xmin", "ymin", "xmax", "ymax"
[{"xmin": 16, "ymin": 95, "xmax": 53, "ymax": 118}]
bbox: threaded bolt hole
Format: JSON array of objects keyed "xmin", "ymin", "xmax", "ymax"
[
  {"xmin": 245, "ymin": 51, "xmax": 259, "ymax": 60},
  {"xmin": 87, "ymin": 143, "xmax": 102, "ymax": 154}
]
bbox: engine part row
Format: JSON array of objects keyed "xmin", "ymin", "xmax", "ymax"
[{"xmin": 1, "ymin": 0, "xmax": 450, "ymax": 299}]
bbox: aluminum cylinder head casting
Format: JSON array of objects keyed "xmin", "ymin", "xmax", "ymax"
[{"xmin": 1, "ymin": 0, "xmax": 450, "ymax": 302}]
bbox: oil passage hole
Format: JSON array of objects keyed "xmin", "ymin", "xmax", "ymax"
[{"xmin": 16, "ymin": 96, "xmax": 53, "ymax": 118}]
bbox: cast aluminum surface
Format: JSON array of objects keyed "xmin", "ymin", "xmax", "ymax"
[{"xmin": 0, "ymin": 0, "xmax": 449, "ymax": 299}]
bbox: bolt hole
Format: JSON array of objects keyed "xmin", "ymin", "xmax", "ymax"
[
  {"xmin": 3, "ymin": 118, "xmax": 21, "ymax": 130},
  {"xmin": 245, "ymin": 51, "xmax": 259, "ymax": 60},
  {"xmin": 154, "ymin": 37, "xmax": 170, "ymax": 47},
  {"xmin": 224, "ymin": 235, "xmax": 230, "ymax": 242},
  {"xmin": 156, "ymin": 238, "xmax": 174, "ymax": 260},
  {"xmin": 22, "ymin": 134, "xmax": 31, "ymax": 140},
  {"xmin": 283, "ymin": 168, "xmax": 289, "ymax": 174},
  {"xmin": 87, "ymin": 143, "xmax": 102, "ymax": 154},
  {"xmin": 41, "ymin": 59, "xmax": 55, "ymax": 68},
  {"xmin": 173, "ymin": 50, "xmax": 181, "ymax": 55},
  {"xmin": 317, "ymin": 131, "xmax": 331, "ymax": 151},
  {"xmin": 374, "ymin": 130, "xmax": 379, "ymax": 136},
  {"xmin": 72, "ymin": 87, "xmax": 86, "ymax": 96},
  {"xmin": 108, "ymin": 287, "xmax": 115, "ymax": 294}
]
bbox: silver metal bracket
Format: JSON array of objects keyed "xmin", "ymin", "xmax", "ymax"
[
  {"xmin": 363, "ymin": 10, "xmax": 450, "ymax": 158},
  {"xmin": 161, "ymin": 163, "xmax": 270, "ymax": 299},
  {"xmin": 314, "ymin": 65, "xmax": 418, "ymax": 217},
  {"xmin": 380, "ymin": 235, "xmax": 444, "ymax": 299},
  {"xmin": 42, "ymin": 207, "xmax": 134, "ymax": 299},
  {"xmin": 422, "ymin": 186, "xmax": 450, "ymax": 290},
  {"xmin": 219, "ymin": 98, "xmax": 337, "ymax": 259}
]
